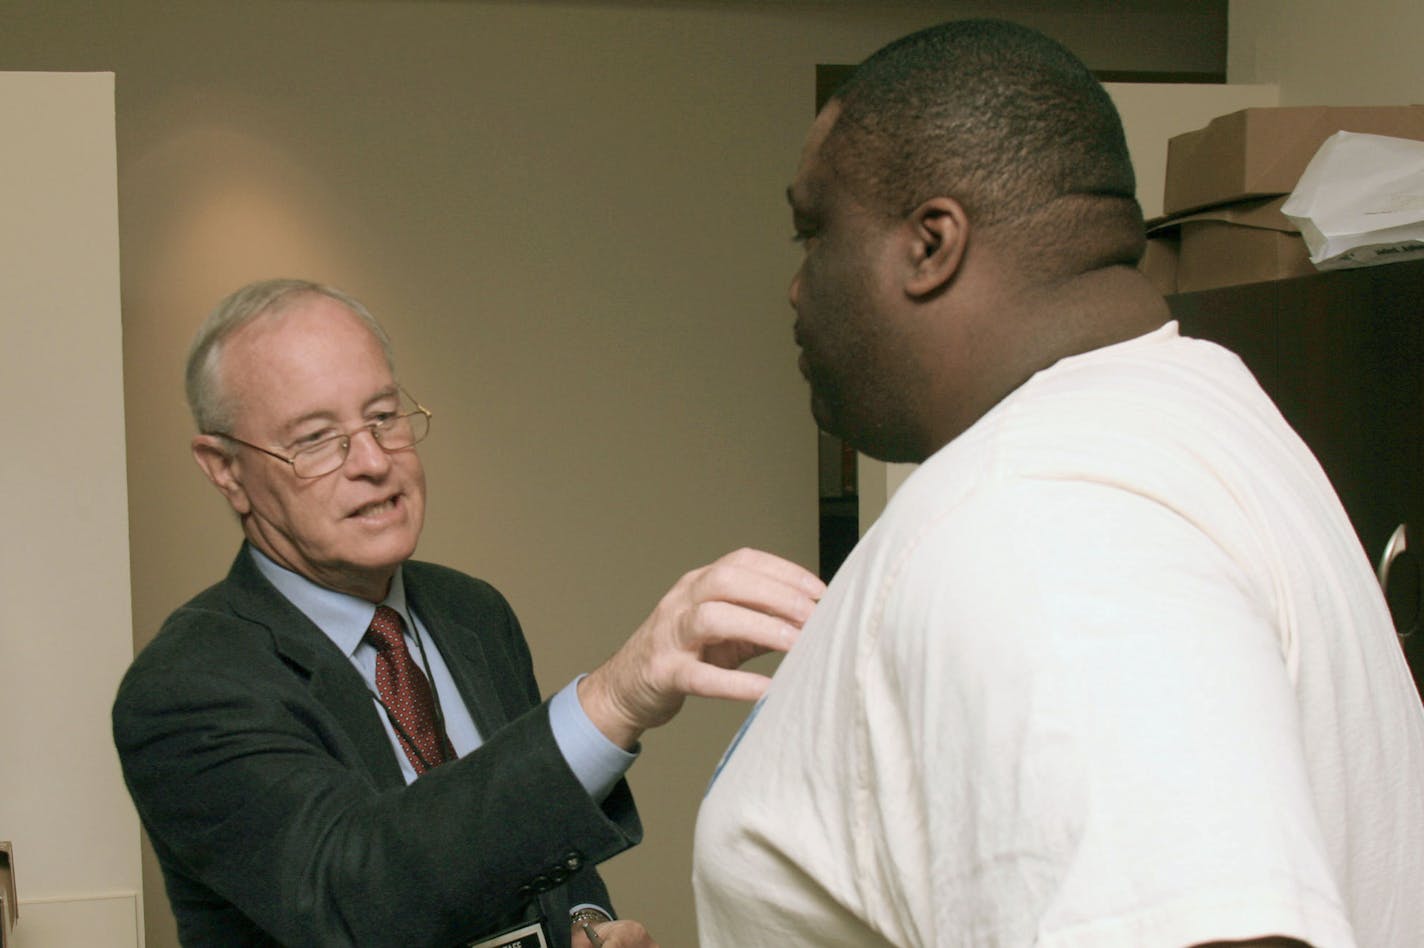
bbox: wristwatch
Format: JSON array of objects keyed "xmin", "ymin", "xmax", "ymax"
[
  {"xmin": 570, "ymin": 906, "xmax": 612, "ymax": 944},
  {"xmin": 570, "ymin": 906, "xmax": 612, "ymax": 929}
]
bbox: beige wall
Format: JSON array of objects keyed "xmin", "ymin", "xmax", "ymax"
[
  {"xmin": 0, "ymin": 2, "xmax": 1227, "ymax": 945},
  {"xmin": 1230, "ymin": 0, "xmax": 1424, "ymax": 104},
  {"xmin": 0, "ymin": 72, "xmax": 141, "ymax": 947}
]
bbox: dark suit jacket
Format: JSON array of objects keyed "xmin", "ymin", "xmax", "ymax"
[{"xmin": 113, "ymin": 545, "xmax": 642, "ymax": 947}]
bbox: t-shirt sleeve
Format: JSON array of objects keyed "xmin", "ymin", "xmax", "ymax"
[{"xmin": 867, "ymin": 477, "xmax": 1354, "ymax": 948}]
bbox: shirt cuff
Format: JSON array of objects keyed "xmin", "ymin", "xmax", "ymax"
[
  {"xmin": 569, "ymin": 903, "xmax": 614, "ymax": 921},
  {"xmin": 550, "ymin": 675, "xmax": 638, "ymax": 803}
]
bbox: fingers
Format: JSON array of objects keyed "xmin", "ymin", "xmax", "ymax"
[
  {"xmin": 672, "ymin": 552, "xmax": 823, "ymax": 644},
  {"xmin": 585, "ymin": 919, "xmax": 659, "ymax": 948},
  {"xmin": 694, "ymin": 548, "xmax": 826, "ymax": 613},
  {"xmin": 579, "ymin": 548, "xmax": 823, "ymax": 747},
  {"xmin": 677, "ymin": 662, "xmax": 775, "ymax": 704},
  {"xmin": 683, "ymin": 598, "xmax": 803, "ymax": 658},
  {"xmin": 720, "ymin": 546, "xmax": 827, "ymax": 589}
]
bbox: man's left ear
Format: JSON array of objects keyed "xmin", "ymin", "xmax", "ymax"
[{"xmin": 904, "ymin": 196, "xmax": 968, "ymax": 298}]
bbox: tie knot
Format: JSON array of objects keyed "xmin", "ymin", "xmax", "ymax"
[{"xmin": 367, "ymin": 605, "xmax": 406, "ymax": 652}]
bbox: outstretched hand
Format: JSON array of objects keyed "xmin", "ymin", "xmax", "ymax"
[{"xmin": 578, "ymin": 548, "xmax": 825, "ymax": 749}]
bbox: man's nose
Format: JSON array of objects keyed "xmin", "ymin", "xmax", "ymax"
[{"xmin": 342, "ymin": 427, "xmax": 391, "ymax": 475}]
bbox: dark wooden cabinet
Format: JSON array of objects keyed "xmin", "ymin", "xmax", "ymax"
[{"xmin": 1169, "ymin": 259, "xmax": 1424, "ymax": 696}]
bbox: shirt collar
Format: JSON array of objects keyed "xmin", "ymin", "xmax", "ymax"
[{"xmin": 248, "ymin": 545, "xmax": 410, "ymax": 658}]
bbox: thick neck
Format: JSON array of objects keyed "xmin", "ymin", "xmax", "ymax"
[{"xmin": 916, "ymin": 263, "xmax": 1171, "ymax": 458}]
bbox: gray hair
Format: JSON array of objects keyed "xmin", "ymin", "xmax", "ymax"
[{"xmin": 185, "ymin": 278, "xmax": 395, "ymax": 435}]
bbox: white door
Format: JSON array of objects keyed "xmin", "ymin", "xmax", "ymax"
[{"xmin": 0, "ymin": 71, "xmax": 143, "ymax": 948}]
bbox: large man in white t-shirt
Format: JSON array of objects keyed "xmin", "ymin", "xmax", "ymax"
[{"xmin": 693, "ymin": 18, "xmax": 1424, "ymax": 948}]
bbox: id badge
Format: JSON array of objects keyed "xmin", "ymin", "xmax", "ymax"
[{"xmin": 468, "ymin": 920, "xmax": 548, "ymax": 948}]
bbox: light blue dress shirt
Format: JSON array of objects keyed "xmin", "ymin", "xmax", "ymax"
[{"xmin": 249, "ymin": 547, "xmax": 634, "ymax": 800}]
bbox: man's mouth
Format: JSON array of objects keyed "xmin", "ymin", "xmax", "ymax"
[{"xmin": 350, "ymin": 495, "xmax": 399, "ymax": 518}]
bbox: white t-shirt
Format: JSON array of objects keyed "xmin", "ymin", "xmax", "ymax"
[{"xmin": 694, "ymin": 323, "xmax": 1424, "ymax": 947}]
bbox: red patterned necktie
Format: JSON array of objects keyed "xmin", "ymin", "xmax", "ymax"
[{"xmin": 366, "ymin": 605, "xmax": 450, "ymax": 775}]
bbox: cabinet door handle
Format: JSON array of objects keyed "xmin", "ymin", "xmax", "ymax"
[{"xmin": 1376, "ymin": 522, "xmax": 1418, "ymax": 640}]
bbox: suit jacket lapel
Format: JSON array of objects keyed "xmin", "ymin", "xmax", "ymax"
[
  {"xmin": 225, "ymin": 551, "xmax": 578, "ymax": 939},
  {"xmin": 403, "ymin": 566, "xmax": 572, "ymax": 938},
  {"xmin": 403, "ymin": 567, "xmax": 510, "ymax": 740},
  {"xmin": 222, "ymin": 547, "xmax": 407, "ymax": 790}
]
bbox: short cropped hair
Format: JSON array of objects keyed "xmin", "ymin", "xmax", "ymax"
[
  {"xmin": 826, "ymin": 19, "xmax": 1137, "ymax": 231},
  {"xmin": 185, "ymin": 278, "xmax": 394, "ymax": 435}
]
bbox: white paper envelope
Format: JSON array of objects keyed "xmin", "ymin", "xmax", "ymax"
[{"xmin": 1281, "ymin": 130, "xmax": 1424, "ymax": 269}]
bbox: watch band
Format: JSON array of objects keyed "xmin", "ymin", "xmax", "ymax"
[{"xmin": 569, "ymin": 906, "xmax": 612, "ymax": 928}]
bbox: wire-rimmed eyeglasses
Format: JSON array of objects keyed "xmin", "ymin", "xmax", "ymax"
[{"xmin": 214, "ymin": 389, "xmax": 432, "ymax": 479}]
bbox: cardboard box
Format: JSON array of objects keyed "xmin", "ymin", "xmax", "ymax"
[
  {"xmin": 1164, "ymin": 106, "xmax": 1424, "ymax": 216},
  {"xmin": 1138, "ymin": 232, "xmax": 1178, "ymax": 296},
  {"xmin": 1148, "ymin": 196, "xmax": 1315, "ymax": 294}
]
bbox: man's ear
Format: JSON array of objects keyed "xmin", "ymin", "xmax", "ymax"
[
  {"xmin": 904, "ymin": 196, "xmax": 968, "ymax": 298},
  {"xmin": 192, "ymin": 435, "xmax": 252, "ymax": 516}
]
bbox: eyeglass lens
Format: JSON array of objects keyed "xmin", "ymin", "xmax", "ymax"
[{"xmin": 291, "ymin": 411, "xmax": 430, "ymax": 478}]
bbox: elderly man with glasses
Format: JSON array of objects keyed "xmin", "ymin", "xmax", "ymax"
[{"xmin": 112, "ymin": 278, "xmax": 823, "ymax": 948}]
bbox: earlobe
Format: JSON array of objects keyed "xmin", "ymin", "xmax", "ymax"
[
  {"xmin": 192, "ymin": 435, "xmax": 252, "ymax": 516},
  {"xmin": 905, "ymin": 196, "xmax": 968, "ymax": 298}
]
